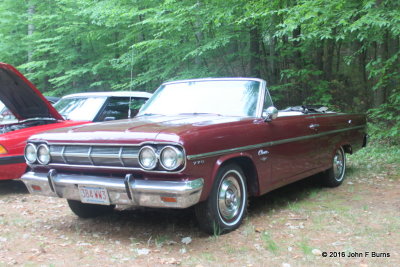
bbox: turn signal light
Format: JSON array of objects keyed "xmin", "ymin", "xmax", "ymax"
[
  {"xmin": 0, "ymin": 145, "xmax": 8, "ymax": 154},
  {"xmin": 31, "ymin": 185, "xmax": 42, "ymax": 191},
  {"xmin": 161, "ymin": 196, "xmax": 177, "ymax": 203}
]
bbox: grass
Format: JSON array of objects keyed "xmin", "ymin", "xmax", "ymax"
[
  {"xmin": 261, "ymin": 232, "xmax": 279, "ymax": 254},
  {"xmin": 309, "ymin": 213, "xmax": 325, "ymax": 231},
  {"xmin": 287, "ymin": 200, "xmax": 302, "ymax": 212},
  {"xmin": 348, "ymin": 143, "xmax": 400, "ymax": 177},
  {"xmin": 154, "ymin": 234, "xmax": 169, "ymax": 248},
  {"xmin": 11, "ymin": 217, "xmax": 28, "ymax": 226},
  {"xmin": 297, "ymin": 239, "xmax": 313, "ymax": 255},
  {"xmin": 224, "ymin": 245, "xmax": 237, "ymax": 254},
  {"xmin": 201, "ymin": 252, "xmax": 216, "ymax": 261},
  {"xmin": 385, "ymin": 216, "xmax": 400, "ymax": 233},
  {"xmin": 241, "ymin": 223, "xmax": 255, "ymax": 237}
]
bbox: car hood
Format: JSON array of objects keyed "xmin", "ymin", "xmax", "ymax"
[
  {"xmin": 0, "ymin": 63, "xmax": 63, "ymax": 121},
  {"xmin": 30, "ymin": 114, "xmax": 250, "ymax": 144}
]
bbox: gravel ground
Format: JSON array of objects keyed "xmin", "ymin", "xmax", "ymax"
[{"xmin": 0, "ymin": 159, "xmax": 399, "ymax": 267}]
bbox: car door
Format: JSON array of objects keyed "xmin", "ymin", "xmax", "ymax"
[{"xmin": 262, "ymin": 114, "xmax": 320, "ymax": 189}]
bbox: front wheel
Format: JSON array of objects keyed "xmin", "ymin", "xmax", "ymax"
[
  {"xmin": 67, "ymin": 200, "xmax": 115, "ymax": 218},
  {"xmin": 322, "ymin": 147, "xmax": 346, "ymax": 187},
  {"xmin": 195, "ymin": 164, "xmax": 247, "ymax": 235}
]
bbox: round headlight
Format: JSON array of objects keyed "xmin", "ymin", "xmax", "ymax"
[
  {"xmin": 138, "ymin": 146, "xmax": 157, "ymax": 170},
  {"xmin": 160, "ymin": 146, "xmax": 184, "ymax": 171},
  {"xmin": 24, "ymin": 143, "xmax": 37, "ymax": 164},
  {"xmin": 37, "ymin": 144, "xmax": 51, "ymax": 165}
]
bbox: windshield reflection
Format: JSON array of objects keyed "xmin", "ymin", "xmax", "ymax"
[
  {"xmin": 138, "ymin": 80, "xmax": 260, "ymax": 117},
  {"xmin": 54, "ymin": 97, "xmax": 107, "ymax": 121}
]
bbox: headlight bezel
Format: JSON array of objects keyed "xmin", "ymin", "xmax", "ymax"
[
  {"xmin": 24, "ymin": 143, "xmax": 37, "ymax": 164},
  {"xmin": 37, "ymin": 144, "xmax": 51, "ymax": 165},
  {"xmin": 138, "ymin": 145, "xmax": 158, "ymax": 170},
  {"xmin": 159, "ymin": 145, "xmax": 184, "ymax": 171}
]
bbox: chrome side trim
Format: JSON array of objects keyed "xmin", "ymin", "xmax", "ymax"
[
  {"xmin": 306, "ymin": 113, "xmax": 365, "ymax": 119},
  {"xmin": 187, "ymin": 125, "xmax": 366, "ymax": 160}
]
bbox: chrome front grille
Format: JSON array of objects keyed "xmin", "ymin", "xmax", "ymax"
[{"xmin": 49, "ymin": 145, "xmax": 140, "ymax": 168}]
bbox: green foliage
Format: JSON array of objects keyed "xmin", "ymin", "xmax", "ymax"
[
  {"xmin": 0, "ymin": 0, "xmax": 398, "ymax": 139},
  {"xmin": 348, "ymin": 142, "xmax": 400, "ymax": 176},
  {"xmin": 368, "ymin": 94, "xmax": 400, "ymax": 142}
]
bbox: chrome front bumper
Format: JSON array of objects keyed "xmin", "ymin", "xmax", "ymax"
[{"xmin": 21, "ymin": 170, "xmax": 204, "ymax": 208}]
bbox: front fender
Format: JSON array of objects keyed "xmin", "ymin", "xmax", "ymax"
[{"xmin": 200, "ymin": 152, "xmax": 257, "ymax": 201}]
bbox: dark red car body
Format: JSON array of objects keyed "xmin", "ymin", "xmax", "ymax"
[
  {"xmin": 26, "ymin": 113, "xmax": 366, "ymax": 195},
  {"xmin": 21, "ymin": 78, "xmax": 367, "ymax": 233}
]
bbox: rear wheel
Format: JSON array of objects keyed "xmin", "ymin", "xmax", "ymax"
[
  {"xmin": 322, "ymin": 147, "xmax": 346, "ymax": 187},
  {"xmin": 195, "ymin": 164, "xmax": 247, "ymax": 235},
  {"xmin": 67, "ymin": 200, "xmax": 115, "ymax": 218}
]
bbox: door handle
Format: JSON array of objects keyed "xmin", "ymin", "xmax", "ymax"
[{"xmin": 309, "ymin": 123, "xmax": 320, "ymax": 130}]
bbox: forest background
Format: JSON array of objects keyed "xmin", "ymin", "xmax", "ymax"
[{"xmin": 0, "ymin": 0, "xmax": 398, "ymax": 142}]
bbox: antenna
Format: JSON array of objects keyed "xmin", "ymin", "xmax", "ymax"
[{"xmin": 128, "ymin": 46, "xmax": 134, "ymax": 118}]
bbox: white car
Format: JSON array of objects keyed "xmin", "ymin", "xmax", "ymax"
[{"xmin": 53, "ymin": 91, "xmax": 152, "ymax": 121}]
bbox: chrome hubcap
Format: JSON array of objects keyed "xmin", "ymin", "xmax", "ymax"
[
  {"xmin": 333, "ymin": 150, "xmax": 344, "ymax": 181},
  {"xmin": 218, "ymin": 175, "xmax": 241, "ymax": 221}
]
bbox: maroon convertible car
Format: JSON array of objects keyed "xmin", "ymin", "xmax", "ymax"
[{"xmin": 21, "ymin": 78, "xmax": 367, "ymax": 234}]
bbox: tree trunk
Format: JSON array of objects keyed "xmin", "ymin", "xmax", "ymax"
[
  {"xmin": 292, "ymin": 26, "xmax": 303, "ymax": 101},
  {"xmin": 324, "ymin": 38, "xmax": 334, "ymax": 80},
  {"xmin": 194, "ymin": 1, "xmax": 203, "ymax": 67},
  {"xmin": 336, "ymin": 41, "xmax": 341, "ymax": 73},
  {"xmin": 315, "ymin": 40, "xmax": 324, "ymax": 74},
  {"xmin": 249, "ymin": 25, "xmax": 261, "ymax": 77},
  {"xmin": 374, "ymin": 30, "xmax": 390, "ymax": 107},
  {"xmin": 27, "ymin": 5, "xmax": 35, "ymax": 63},
  {"xmin": 268, "ymin": 34, "xmax": 276, "ymax": 85}
]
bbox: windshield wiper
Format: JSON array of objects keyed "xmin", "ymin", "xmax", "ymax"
[
  {"xmin": 60, "ymin": 113, "xmax": 70, "ymax": 120},
  {"xmin": 20, "ymin": 117, "xmax": 57, "ymax": 123},
  {"xmin": 177, "ymin": 112, "xmax": 222, "ymax": 116},
  {"xmin": 136, "ymin": 113, "xmax": 164, "ymax": 117}
]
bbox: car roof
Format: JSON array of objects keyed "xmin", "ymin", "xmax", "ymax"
[{"xmin": 61, "ymin": 91, "xmax": 152, "ymax": 99}]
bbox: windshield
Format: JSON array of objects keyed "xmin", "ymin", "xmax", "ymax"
[
  {"xmin": 0, "ymin": 101, "xmax": 17, "ymax": 123},
  {"xmin": 138, "ymin": 80, "xmax": 261, "ymax": 117},
  {"xmin": 54, "ymin": 96, "xmax": 107, "ymax": 121}
]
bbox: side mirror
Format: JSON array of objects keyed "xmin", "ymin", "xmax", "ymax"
[{"xmin": 263, "ymin": 106, "xmax": 278, "ymax": 122}]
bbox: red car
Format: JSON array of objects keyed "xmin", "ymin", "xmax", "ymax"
[
  {"xmin": 21, "ymin": 78, "xmax": 367, "ymax": 234},
  {"xmin": 0, "ymin": 63, "xmax": 151, "ymax": 180}
]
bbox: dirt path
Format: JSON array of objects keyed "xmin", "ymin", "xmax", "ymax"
[{"xmin": 0, "ymin": 160, "xmax": 399, "ymax": 267}]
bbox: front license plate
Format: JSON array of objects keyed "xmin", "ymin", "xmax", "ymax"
[{"xmin": 78, "ymin": 186, "xmax": 110, "ymax": 205}]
